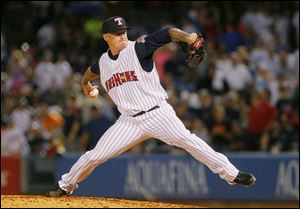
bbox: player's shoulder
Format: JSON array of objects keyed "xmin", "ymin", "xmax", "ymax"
[
  {"xmin": 99, "ymin": 51, "xmax": 109, "ymax": 60},
  {"xmin": 128, "ymin": 40, "xmax": 135, "ymax": 46},
  {"xmin": 124, "ymin": 41, "xmax": 135, "ymax": 51}
]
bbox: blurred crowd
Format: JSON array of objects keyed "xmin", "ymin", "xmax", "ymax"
[{"xmin": 1, "ymin": 1, "xmax": 299, "ymax": 158}]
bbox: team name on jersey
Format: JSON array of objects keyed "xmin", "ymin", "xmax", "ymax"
[{"xmin": 105, "ymin": 71, "xmax": 138, "ymax": 92}]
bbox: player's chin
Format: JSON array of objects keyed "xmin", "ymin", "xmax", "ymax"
[{"xmin": 119, "ymin": 41, "xmax": 128, "ymax": 48}]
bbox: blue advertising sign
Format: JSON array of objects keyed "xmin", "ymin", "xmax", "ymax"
[{"xmin": 55, "ymin": 153, "xmax": 299, "ymax": 201}]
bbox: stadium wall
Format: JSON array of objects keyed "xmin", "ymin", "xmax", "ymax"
[{"xmin": 55, "ymin": 153, "xmax": 299, "ymax": 201}]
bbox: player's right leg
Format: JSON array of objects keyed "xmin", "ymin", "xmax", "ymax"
[{"xmin": 47, "ymin": 115, "xmax": 147, "ymax": 197}]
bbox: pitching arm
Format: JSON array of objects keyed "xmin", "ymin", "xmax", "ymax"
[{"xmin": 81, "ymin": 67, "xmax": 100, "ymax": 99}]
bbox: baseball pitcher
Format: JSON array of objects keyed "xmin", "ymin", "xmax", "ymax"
[{"xmin": 47, "ymin": 16, "xmax": 256, "ymax": 197}]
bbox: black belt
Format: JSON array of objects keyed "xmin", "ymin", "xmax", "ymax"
[{"xmin": 132, "ymin": 105, "xmax": 160, "ymax": 117}]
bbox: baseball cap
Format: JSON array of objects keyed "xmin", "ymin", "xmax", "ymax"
[{"xmin": 102, "ymin": 16, "xmax": 130, "ymax": 34}]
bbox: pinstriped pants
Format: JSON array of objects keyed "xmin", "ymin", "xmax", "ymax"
[{"xmin": 58, "ymin": 101, "xmax": 239, "ymax": 193}]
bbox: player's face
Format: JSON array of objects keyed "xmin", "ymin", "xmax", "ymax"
[{"xmin": 105, "ymin": 30, "xmax": 128, "ymax": 50}]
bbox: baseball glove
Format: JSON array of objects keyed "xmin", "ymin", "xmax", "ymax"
[{"xmin": 179, "ymin": 33, "xmax": 206, "ymax": 68}]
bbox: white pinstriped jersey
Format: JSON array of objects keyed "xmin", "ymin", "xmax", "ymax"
[{"xmin": 99, "ymin": 41, "xmax": 168, "ymax": 116}]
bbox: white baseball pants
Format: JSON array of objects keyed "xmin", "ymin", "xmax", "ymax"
[{"xmin": 59, "ymin": 101, "xmax": 239, "ymax": 193}]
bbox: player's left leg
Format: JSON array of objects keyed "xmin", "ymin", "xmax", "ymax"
[{"xmin": 138, "ymin": 102, "xmax": 241, "ymax": 185}]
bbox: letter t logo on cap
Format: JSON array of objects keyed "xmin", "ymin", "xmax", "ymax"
[{"xmin": 114, "ymin": 17, "xmax": 123, "ymax": 25}]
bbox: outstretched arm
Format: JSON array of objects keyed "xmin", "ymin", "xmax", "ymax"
[
  {"xmin": 81, "ymin": 67, "xmax": 100, "ymax": 99},
  {"xmin": 134, "ymin": 27, "xmax": 204, "ymax": 71}
]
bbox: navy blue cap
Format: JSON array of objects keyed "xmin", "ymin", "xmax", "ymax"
[{"xmin": 102, "ymin": 16, "xmax": 130, "ymax": 34}]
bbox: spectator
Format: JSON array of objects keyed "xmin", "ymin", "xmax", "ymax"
[
  {"xmin": 245, "ymin": 90, "xmax": 277, "ymax": 151},
  {"xmin": 11, "ymin": 97, "xmax": 32, "ymax": 135},
  {"xmin": 218, "ymin": 23, "xmax": 246, "ymax": 52},
  {"xmin": 53, "ymin": 53, "xmax": 73, "ymax": 90},
  {"xmin": 153, "ymin": 43, "xmax": 177, "ymax": 79},
  {"xmin": 276, "ymin": 87, "xmax": 294, "ymax": 116},
  {"xmin": 34, "ymin": 52, "xmax": 56, "ymax": 93},
  {"xmin": 1, "ymin": 115, "xmax": 30, "ymax": 156},
  {"xmin": 79, "ymin": 105, "xmax": 113, "ymax": 152},
  {"xmin": 27, "ymin": 120, "xmax": 47, "ymax": 155},
  {"xmin": 228, "ymin": 121, "xmax": 247, "ymax": 151},
  {"xmin": 213, "ymin": 51, "xmax": 253, "ymax": 94},
  {"xmin": 225, "ymin": 91, "xmax": 242, "ymax": 122},
  {"xmin": 191, "ymin": 118, "xmax": 211, "ymax": 145},
  {"xmin": 63, "ymin": 95, "xmax": 84, "ymax": 153},
  {"xmin": 37, "ymin": 22, "xmax": 55, "ymax": 50},
  {"xmin": 210, "ymin": 104, "xmax": 231, "ymax": 151}
]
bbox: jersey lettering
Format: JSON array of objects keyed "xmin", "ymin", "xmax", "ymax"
[{"xmin": 105, "ymin": 70, "xmax": 138, "ymax": 91}]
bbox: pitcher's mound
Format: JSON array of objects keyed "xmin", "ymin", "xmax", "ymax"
[{"xmin": 1, "ymin": 195, "xmax": 203, "ymax": 208}]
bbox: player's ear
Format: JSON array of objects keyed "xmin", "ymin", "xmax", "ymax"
[{"xmin": 103, "ymin": 34, "xmax": 108, "ymax": 41}]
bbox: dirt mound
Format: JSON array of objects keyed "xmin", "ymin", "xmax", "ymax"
[
  {"xmin": 2, "ymin": 195, "xmax": 298, "ymax": 208},
  {"xmin": 1, "ymin": 195, "xmax": 203, "ymax": 208}
]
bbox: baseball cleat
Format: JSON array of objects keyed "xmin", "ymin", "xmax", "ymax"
[
  {"xmin": 46, "ymin": 184, "xmax": 68, "ymax": 197},
  {"xmin": 232, "ymin": 171, "xmax": 256, "ymax": 187}
]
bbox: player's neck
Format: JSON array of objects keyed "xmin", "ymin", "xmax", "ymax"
[
  {"xmin": 110, "ymin": 48, "xmax": 121, "ymax": 56},
  {"xmin": 108, "ymin": 49, "xmax": 119, "ymax": 60},
  {"xmin": 109, "ymin": 43, "xmax": 127, "ymax": 56}
]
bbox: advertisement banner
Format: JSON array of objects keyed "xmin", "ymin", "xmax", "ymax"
[
  {"xmin": 1, "ymin": 156, "xmax": 21, "ymax": 194},
  {"xmin": 56, "ymin": 153, "xmax": 299, "ymax": 201}
]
